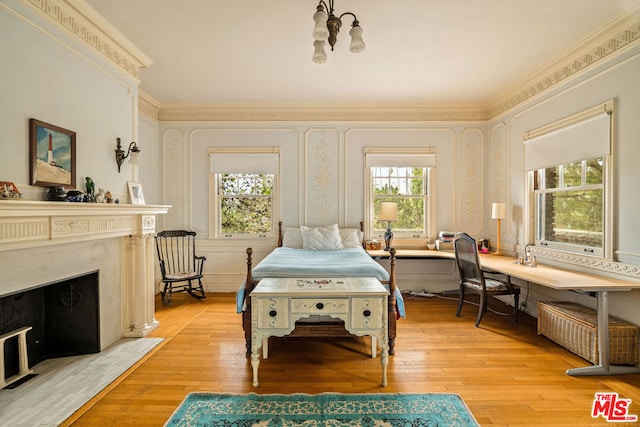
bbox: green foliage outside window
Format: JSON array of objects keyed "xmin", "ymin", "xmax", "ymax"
[
  {"xmin": 535, "ymin": 158, "xmax": 603, "ymax": 248},
  {"xmin": 219, "ymin": 174, "xmax": 273, "ymax": 234},
  {"xmin": 372, "ymin": 167, "xmax": 427, "ymax": 235}
]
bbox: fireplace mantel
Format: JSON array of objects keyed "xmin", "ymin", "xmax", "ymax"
[
  {"xmin": 0, "ymin": 200, "xmax": 170, "ymax": 252},
  {"xmin": 0, "ymin": 200, "xmax": 171, "ymax": 340}
]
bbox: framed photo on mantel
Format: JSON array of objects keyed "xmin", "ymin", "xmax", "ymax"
[
  {"xmin": 29, "ymin": 118, "xmax": 76, "ymax": 189},
  {"xmin": 128, "ymin": 181, "xmax": 145, "ymax": 205}
]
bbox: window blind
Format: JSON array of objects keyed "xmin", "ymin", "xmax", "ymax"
[
  {"xmin": 209, "ymin": 153, "xmax": 279, "ymax": 175},
  {"xmin": 365, "ymin": 153, "xmax": 436, "ymax": 168},
  {"xmin": 523, "ymin": 111, "xmax": 611, "ymax": 171}
]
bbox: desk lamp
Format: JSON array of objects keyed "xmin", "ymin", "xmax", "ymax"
[
  {"xmin": 379, "ymin": 202, "xmax": 398, "ymax": 251},
  {"xmin": 491, "ymin": 202, "xmax": 506, "ymax": 256}
]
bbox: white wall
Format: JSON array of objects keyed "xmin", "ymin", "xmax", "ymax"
[
  {"xmin": 0, "ymin": 0, "xmax": 141, "ymax": 201},
  {"xmin": 0, "ymin": 1, "xmax": 147, "ymax": 347},
  {"xmin": 156, "ymin": 122, "xmax": 493, "ymax": 293}
]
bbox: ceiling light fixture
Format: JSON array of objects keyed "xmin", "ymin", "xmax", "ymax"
[{"xmin": 312, "ymin": 0, "xmax": 365, "ymax": 64}]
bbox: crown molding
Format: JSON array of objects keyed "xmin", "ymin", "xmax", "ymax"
[
  {"xmin": 488, "ymin": 9, "xmax": 640, "ymax": 118},
  {"xmin": 156, "ymin": 104, "xmax": 490, "ymax": 122},
  {"xmin": 138, "ymin": 89, "xmax": 161, "ymax": 120},
  {"xmin": 23, "ymin": 0, "xmax": 152, "ymax": 79}
]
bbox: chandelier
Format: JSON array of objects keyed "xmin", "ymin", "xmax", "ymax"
[{"xmin": 312, "ymin": 0, "xmax": 365, "ymax": 63}]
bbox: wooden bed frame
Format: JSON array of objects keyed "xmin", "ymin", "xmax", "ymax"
[{"xmin": 242, "ymin": 221, "xmax": 398, "ymax": 356}]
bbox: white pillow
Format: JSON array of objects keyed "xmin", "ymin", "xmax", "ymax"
[
  {"xmin": 281, "ymin": 227, "xmax": 303, "ymax": 248},
  {"xmin": 301, "ymin": 224, "xmax": 344, "ymax": 250},
  {"xmin": 339, "ymin": 228, "xmax": 364, "ymax": 248}
]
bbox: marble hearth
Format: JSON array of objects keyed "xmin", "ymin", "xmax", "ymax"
[{"xmin": 0, "ymin": 201, "xmax": 170, "ymax": 353}]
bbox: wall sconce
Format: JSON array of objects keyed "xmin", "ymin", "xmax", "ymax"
[
  {"xmin": 491, "ymin": 202, "xmax": 506, "ymax": 256},
  {"xmin": 115, "ymin": 137, "xmax": 141, "ymax": 173},
  {"xmin": 379, "ymin": 202, "xmax": 398, "ymax": 251}
]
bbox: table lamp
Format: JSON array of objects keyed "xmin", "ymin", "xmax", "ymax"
[
  {"xmin": 491, "ymin": 202, "xmax": 506, "ymax": 256},
  {"xmin": 379, "ymin": 202, "xmax": 398, "ymax": 251}
]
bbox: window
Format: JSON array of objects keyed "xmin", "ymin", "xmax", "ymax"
[
  {"xmin": 209, "ymin": 148, "xmax": 279, "ymax": 239},
  {"xmin": 524, "ymin": 101, "xmax": 612, "ymax": 258},
  {"xmin": 372, "ymin": 166, "xmax": 428, "ymax": 237},
  {"xmin": 365, "ymin": 149, "xmax": 436, "ymax": 242},
  {"xmin": 533, "ymin": 157, "xmax": 604, "ymax": 254},
  {"xmin": 218, "ymin": 173, "xmax": 273, "ymax": 236}
]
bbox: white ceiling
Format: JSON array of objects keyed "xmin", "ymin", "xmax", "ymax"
[{"xmin": 86, "ymin": 0, "xmax": 639, "ymax": 109}]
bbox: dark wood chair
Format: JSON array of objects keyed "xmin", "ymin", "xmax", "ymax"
[
  {"xmin": 155, "ymin": 230, "xmax": 206, "ymax": 304},
  {"xmin": 453, "ymin": 232, "xmax": 520, "ymax": 326}
]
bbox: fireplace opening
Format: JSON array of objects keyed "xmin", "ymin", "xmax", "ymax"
[{"xmin": 1, "ymin": 271, "xmax": 100, "ymax": 383}]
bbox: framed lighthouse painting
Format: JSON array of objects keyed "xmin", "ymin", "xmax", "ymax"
[{"xmin": 29, "ymin": 119, "xmax": 76, "ymax": 188}]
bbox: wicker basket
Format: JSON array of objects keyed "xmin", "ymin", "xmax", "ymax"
[{"xmin": 537, "ymin": 301, "xmax": 639, "ymax": 366}]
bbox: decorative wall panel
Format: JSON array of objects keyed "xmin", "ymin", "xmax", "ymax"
[
  {"xmin": 162, "ymin": 129, "xmax": 186, "ymax": 230},
  {"xmin": 460, "ymin": 129, "xmax": 484, "ymax": 235},
  {"xmin": 305, "ymin": 130, "xmax": 340, "ymax": 226}
]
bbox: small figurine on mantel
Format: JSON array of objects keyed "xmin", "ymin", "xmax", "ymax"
[
  {"xmin": 105, "ymin": 191, "xmax": 114, "ymax": 203},
  {"xmin": 94, "ymin": 188, "xmax": 105, "ymax": 203},
  {"xmin": 1, "ymin": 181, "xmax": 22, "ymax": 199},
  {"xmin": 85, "ymin": 177, "xmax": 95, "ymax": 200}
]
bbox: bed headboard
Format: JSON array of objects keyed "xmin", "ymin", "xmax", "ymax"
[{"xmin": 277, "ymin": 221, "xmax": 365, "ymax": 248}]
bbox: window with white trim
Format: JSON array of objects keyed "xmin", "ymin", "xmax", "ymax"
[
  {"xmin": 533, "ymin": 157, "xmax": 604, "ymax": 254},
  {"xmin": 209, "ymin": 148, "xmax": 279, "ymax": 239},
  {"xmin": 365, "ymin": 149, "xmax": 436, "ymax": 241},
  {"xmin": 524, "ymin": 101, "xmax": 613, "ymax": 258}
]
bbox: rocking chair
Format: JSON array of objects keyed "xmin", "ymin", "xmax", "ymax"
[{"xmin": 155, "ymin": 230, "xmax": 206, "ymax": 304}]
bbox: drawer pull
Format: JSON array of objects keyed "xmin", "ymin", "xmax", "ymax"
[
  {"xmin": 316, "ymin": 303, "xmax": 324, "ymax": 310},
  {"xmin": 363, "ymin": 309, "xmax": 371, "ymax": 317},
  {"xmin": 269, "ymin": 310, "xmax": 277, "ymax": 317}
]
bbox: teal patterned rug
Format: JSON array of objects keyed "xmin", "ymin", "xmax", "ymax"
[{"xmin": 165, "ymin": 392, "xmax": 479, "ymax": 426}]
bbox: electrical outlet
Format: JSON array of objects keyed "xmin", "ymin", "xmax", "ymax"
[{"xmin": 519, "ymin": 302, "xmax": 527, "ymax": 311}]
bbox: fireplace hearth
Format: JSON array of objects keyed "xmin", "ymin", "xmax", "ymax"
[{"xmin": 1, "ymin": 272, "xmax": 99, "ymax": 382}]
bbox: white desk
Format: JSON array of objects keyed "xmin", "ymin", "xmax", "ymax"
[
  {"xmin": 250, "ymin": 277, "xmax": 389, "ymax": 387},
  {"xmin": 478, "ymin": 254, "xmax": 640, "ymax": 376}
]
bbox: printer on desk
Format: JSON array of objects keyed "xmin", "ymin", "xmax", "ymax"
[{"xmin": 436, "ymin": 231, "xmax": 457, "ymax": 251}]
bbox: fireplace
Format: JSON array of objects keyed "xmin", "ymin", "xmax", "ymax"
[
  {"xmin": 1, "ymin": 271, "xmax": 100, "ymax": 381},
  {"xmin": 0, "ymin": 201, "xmax": 169, "ymax": 385}
]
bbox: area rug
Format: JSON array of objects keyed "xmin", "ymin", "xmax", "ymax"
[{"xmin": 165, "ymin": 392, "xmax": 479, "ymax": 426}]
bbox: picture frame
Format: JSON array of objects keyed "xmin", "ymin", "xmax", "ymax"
[
  {"xmin": 128, "ymin": 181, "xmax": 145, "ymax": 205},
  {"xmin": 29, "ymin": 119, "xmax": 76, "ymax": 188}
]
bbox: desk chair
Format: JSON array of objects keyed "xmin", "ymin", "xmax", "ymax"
[
  {"xmin": 453, "ymin": 232, "xmax": 520, "ymax": 326},
  {"xmin": 155, "ymin": 230, "xmax": 206, "ymax": 304}
]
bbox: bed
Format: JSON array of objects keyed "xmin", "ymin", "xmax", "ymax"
[{"xmin": 238, "ymin": 222, "xmax": 402, "ymax": 356}]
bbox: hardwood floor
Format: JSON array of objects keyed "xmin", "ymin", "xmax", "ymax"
[{"xmin": 63, "ymin": 292, "xmax": 640, "ymax": 426}]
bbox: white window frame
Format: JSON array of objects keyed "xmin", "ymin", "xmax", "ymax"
[
  {"xmin": 364, "ymin": 147, "xmax": 437, "ymax": 245},
  {"xmin": 532, "ymin": 158, "xmax": 606, "ymax": 257},
  {"xmin": 209, "ymin": 147, "xmax": 280, "ymax": 240},
  {"xmin": 523, "ymin": 100, "xmax": 614, "ymax": 260}
]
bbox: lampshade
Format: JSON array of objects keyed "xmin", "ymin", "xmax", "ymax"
[
  {"xmin": 312, "ymin": 8, "xmax": 329, "ymax": 40},
  {"xmin": 128, "ymin": 150, "xmax": 141, "ymax": 165},
  {"xmin": 312, "ymin": 40, "xmax": 328, "ymax": 64},
  {"xmin": 349, "ymin": 25, "xmax": 365, "ymax": 53},
  {"xmin": 491, "ymin": 202, "xmax": 506, "ymax": 220},
  {"xmin": 379, "ymin": 202, "xmax": 398, "ymax": 221}
]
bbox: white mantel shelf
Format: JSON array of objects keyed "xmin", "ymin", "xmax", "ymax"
[{"xmin": 0, "ymin": 200, "xmax": 170, "ymax": 252}]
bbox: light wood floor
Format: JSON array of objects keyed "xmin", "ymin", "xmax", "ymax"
[{"xmin": 63, "ymin": 292, "xmax": 640, "ymax": 426}]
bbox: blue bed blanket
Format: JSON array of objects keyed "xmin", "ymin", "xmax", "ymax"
[{"xmin": 236, "ymin": 247, "xmax": 405, "ymax": 317}]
